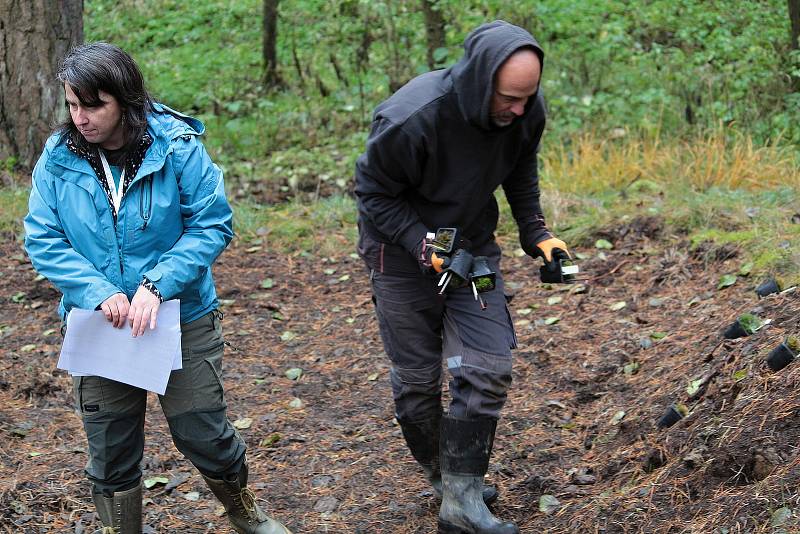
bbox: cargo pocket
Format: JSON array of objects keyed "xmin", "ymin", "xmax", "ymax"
[
  {"xmin": 74, "ymin": 376, "xmax": 105, "ymax": 415},
  {"xmin": 191, "ymin": 339, "xmax": 226, "ymax": 410}
]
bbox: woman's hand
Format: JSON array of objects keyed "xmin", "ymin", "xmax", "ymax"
[
  {"xmin": 100, "ymin": 293, "xmax": 130, "ymax": 328},
  {"xmin": 128, "ymin": 286, "xmax": 160, "ymax": 337}
]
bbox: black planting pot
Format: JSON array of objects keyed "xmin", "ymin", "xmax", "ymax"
[
  {"xmin": 657, "ymin": 405, "xmax": 684, "ymax": 428},
  {"xmin": 755, "ymin": 278, "xmax": 781, "ymax": 298},
  {"xmin": 767, "ymin": 343, "xmax": 797, "ymax": 372},
  {"xmin": 723, "ymin": 320, "xmax": 748, "ymax": 340}
]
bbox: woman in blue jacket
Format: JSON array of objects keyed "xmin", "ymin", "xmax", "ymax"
[{"xmin": 24, "ymin": 43, "xmax": 290, "ymax": 534}]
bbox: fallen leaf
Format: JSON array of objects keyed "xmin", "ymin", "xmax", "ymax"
[
  {"xmin": 732, "ymin": 369, "xmax": 747, "ymax": 382},
  {"xmin": 20, "ymin": 344, "xmax": 37, "ymax": 352},
  {"xmin": 42, "ymin": 329, "xmax": 56, "ymax": 337},
  {"xmin": 288, "ymin": 397, "xmax": 303, "ymax": 409},
  {"xmin": 285, "ymin": 368, "xmax": 303, "ymax": 380},
  {"xmin": 260, "ymin": 278, "xmax": 274, "ymax": 289},
  {"xmin": 367, "ymin": 372, "xmax": 379, "ymax": 381},
  {"xmin": 609, "ymin": 301, "xmax": 627, "ymax": 311},
  {"xmin": 770, "ymin": 506, "xmax": 792, "ymax": 527},
  {"xmin": 323, "ymin": 268, "xmax": 336, "ymax": 275},
  {"xmin": 717, "ymin": 274, "xmax": 737, "ymax": 289},
  {"xmin": 610, "ymin": 410, "xmax": 626, "ymax": 425},
  {"xmin": 338, "ymin": 274, "xmax": 350, "ymax": 282},
  {"xmin": 183, "ymin": 491, "xmax": 200, "ymax": 501},
  {"xmin": 544, "ymin": 317, "xmax": 560, "ymax": 325},
  {"xmin": 595, "ymin": 239, "xmax": 613, "ymax": 249},
  {"xmin": 144, "ymin": 476, "xmax": 169, "ymax": 489},
  {"xmin": 261, "ymin": 433, "xmax": 281, "ymax": 446},
  {"xmin": 233, "ymin": 417, "xmax": 253, "ymax": 430},
  {"xmin": 738, "ymin": 262, "xmax": 753, "ymax": 277},
  {"xmin": 686, "ymin": 379, "xmax": 703, "ymax": 397},
  {"xmin": 547, "ymin": 296, "xmax": 563, "ymax": 306},
  {"xmin": 623, "ymin": 362, "xmax": 640, "ymax": 375},
  {"xmin": 539, "ymin": 494, "xmax": 561, "ymax": 514},
  {"xmin": 280, "ymin": 331, "xmax": 297, "ymax": 342},
  {"xmin": 650, "ymin": 332, "xmax": 667, "ymax": 340}
]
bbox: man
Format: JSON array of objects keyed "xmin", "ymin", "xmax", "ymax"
[
  {"xmin": 24, "ymin": 43, "xmax": 291, "ymax": 534},
  {"xmin": 355, "ymin": 21, "xmax": 569, "ymax": 534}
]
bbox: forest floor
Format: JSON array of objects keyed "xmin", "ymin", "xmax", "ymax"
[{"xmin": 2, "ymin": 215, "xmax": 799, "ymax": 534}]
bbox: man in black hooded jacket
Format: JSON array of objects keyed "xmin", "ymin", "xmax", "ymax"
[{"xmin": 355, "ymin": 20, "xmax": 569, "ymax": 534}]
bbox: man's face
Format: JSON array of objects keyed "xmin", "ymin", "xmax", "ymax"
[
  {"xmin": 65, "ymin": 84, "xmax": 125, "ymax": 149},
  {"xmin": 489, "ymin": 50, "xmax": 541, "ymax": 128}
]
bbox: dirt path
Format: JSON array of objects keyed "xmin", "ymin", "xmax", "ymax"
[{"xmin": 2, "ymin": 217, "xmax": 799, "ymax": 533}]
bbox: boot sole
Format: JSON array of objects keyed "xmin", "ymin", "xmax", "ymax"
[{"xmin": 438, "ymin": 519, "xmax": 467, "ymax": 533}]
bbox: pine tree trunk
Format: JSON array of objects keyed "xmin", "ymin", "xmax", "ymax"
[{"xmin": 0, "ymin": 0, "xmax": 83, "ymax": 171}]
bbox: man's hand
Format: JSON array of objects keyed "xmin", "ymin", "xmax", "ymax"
[
  {"xmin": 534, "ymin": 236, "xmax": 570, "ymax": 271},
  {"xmin": 414, "ymin": 238, "xmax": 448, "ymax": 274},
  {"xmin": 128, "ymin": 285, "xmax": 160, "ymax": 337},
  {"xmin": 101, "ymin": 293, "xmax": 130, "ymax": 328}
]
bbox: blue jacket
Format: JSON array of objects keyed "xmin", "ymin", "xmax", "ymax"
[{"xmin": 24, "ymin": 103, "xmax": 234, "ymax": 323}]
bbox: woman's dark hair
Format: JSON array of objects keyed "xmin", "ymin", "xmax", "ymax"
[{"xmin": 57, "ymin": 42, "xmax": 153, "ymax": 152}]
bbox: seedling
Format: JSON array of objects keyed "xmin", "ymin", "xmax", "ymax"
[
  {"xmin": 428, "ymin": 227, "xmax": 458, "ymax": 254},
  {"xmin": 657, "ymin": 403, "xmax": 688, "ymax": 428},
  {"xmin": 437, "ymin": 248, "xmax": 472, "ymax": 293},
  {"xmin": 723, "ymin": 313, "xmax": 764, "ymax": 339}
]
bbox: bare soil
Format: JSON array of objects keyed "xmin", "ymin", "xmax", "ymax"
[{"xmin": 2, "ymin": 216, "xmax": 799, "ymax": 533}]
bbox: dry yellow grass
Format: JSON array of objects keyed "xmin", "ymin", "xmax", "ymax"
[{"xmin": 542, "ymin": 130, "xmax": 800, "ymax": 193}]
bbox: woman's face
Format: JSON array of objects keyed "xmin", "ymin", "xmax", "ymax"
[{"xmin": 64, "ymin": 84, "xmax": 125, "ymax": 149}]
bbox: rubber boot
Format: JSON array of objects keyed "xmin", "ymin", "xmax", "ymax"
[
  {"xmin": 438, "ymin": 416, "xmax": 518, "ymax": 534},
  {"xmin": 202, "ymin": 463, "xmax": 292, "ymax": 534},
  {"xmin": 399, "ymin": 412, "xmax": 498, "ymax": 505},
  {"xmin": 92, "ymin": 480, "xmax": 142, "ymax": 534}
]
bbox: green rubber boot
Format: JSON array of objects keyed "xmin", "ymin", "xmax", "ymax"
[{"xmin": 92, "ymin": 480, "xmax": 142, "ymax": 534}]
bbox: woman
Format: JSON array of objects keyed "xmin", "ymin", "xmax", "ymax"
[{"xmin": 24, "ymin": 42, "xmax": 291, "ymax": 534}]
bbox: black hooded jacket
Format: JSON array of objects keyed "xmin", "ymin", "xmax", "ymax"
[{"xmin": 355, "ymin": 20, "xmax": 552, "ymax": 273}]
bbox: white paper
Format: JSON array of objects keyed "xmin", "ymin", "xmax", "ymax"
[{"xmin": 58, "ymin": 300, "xmax": 182, "ymax": 395}]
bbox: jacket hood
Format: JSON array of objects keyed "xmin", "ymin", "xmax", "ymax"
[{"xmin": 449, "ymin": 20, "xmax": 544, "ymax": 131}]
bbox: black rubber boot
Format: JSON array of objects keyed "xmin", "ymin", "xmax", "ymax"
[
  {"xmin": 398, "ymin": 412, "xmax": 498, "ymax": 505},
  {"xmin": 92, "ymin": 480, "xmax": 142, "ymax": 534},
  {"xmin": 437, "ymin": 416, "xmax": 518, "ymax": 534},
  {"xmin": 202, "ymin": 463, "xmax": 292, "ymax": 534}
]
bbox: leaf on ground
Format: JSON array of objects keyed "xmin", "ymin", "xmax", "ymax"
[
  {"xmin": 285, "ymin": 367, "xmax": 303, "ymax": 380},
  {"xmin": 539, "ymin": 494, "xmax": 561, "ymax": 514},
  {"xmin": 770, "ymin": 506, "xmax": 792, "ymax": 527},
  {"xmin": 732, "ymin": 369, "xmax": 748, "ymax": 382},
  {"xmin": 183, "ymin": 491, "xmax": 200, "ymax": 501},
  {"xmin": 245, "ymin": 246, "xmax": 262, "ymax": 253},
  {"xmin": 260, "ymin": 278, "xmax": 274, "ymax": 289},
  {"xmin": 323, "ymin": 268, "xmax": 336, "ymax": 275},
  {"xmin": 42, "ymin": 329, "xmax": 56, "ymax": 337},
  {"xmin": 547, "ymin": 296, "xmax": 563, "ymax": 306},
  {"xmin": 144, "ymin": 476, "xmax": 169, "ymax": 489},
  {"xmin": 20, "ymin": 344, "xmax": 37, "ymax": 352},
  {"xmin": 233, "ymin": 417, "xmax": 253, "ymax": 430},
  {"xmin": 686, "ymin": 379, "xmax": 703, "ymax": 397},
  {"xmin": 367, "ymin": 372, "xmax": 379, "ymax": 381},
  {"xmin": 289, "ymin": 397, "xmax": 303, "ymax": 409},
  {"xmin": 219, "ymin": 299, "xmax": 236, "ymax": 306},
  {"xmin": 261, "ymin": 433, "xmax": 281, "ymax": 447},
  {"xmin": 595, "ymin": 239, "xmax": 613, "ymax": 249},
  {"xmin": 517, "ymin": 308, "xmax": 532, "ymax": 316},
  {"xmin": 544, "ymin": 317, "xmax": 560, "ymax": 325},
  {"xmin": 623, "ymin": 362, "xmax": 640, "ymax": 375},
  {"xmin": 650, "ymin": 332, "xmax": 667, "ymax": 340},
  {"xmin": 574, "ymin": 251, "xmax": 590, "ymax": 260},
  {"xmin": 609, "ymin": 301, "xmax": 627, "ymax": 311},
  {"xmin": 570, "ymin": 284, "xmax": 588, "ymax": 294},
  {"xmin": 610, "ymin": 410, "xmax": 626, "ymax": 425},
  {"xmin": 11, "ymin": 292, "xmax": 25, "ymax": 303},
  {"xmin": 338, "ymin": 274, "xmax": 351, "ymax": 282},
  {"xmin": 717, "ymin": 274, "xmax": 737, "ymax": 289},
  {"xmin": 28, "ymin": 452, "xmax": 43, "ymax": 457},
  {"xmin": 738, "ymin": 262, "xmax": 753, "ymax": 276},
  {"xmin": 280, "ymin": 331, "xmax": 297, "ymax": 342},
  {"xmin": 271, "ymin": 312, "xmax": 284, "ymax": 321}
]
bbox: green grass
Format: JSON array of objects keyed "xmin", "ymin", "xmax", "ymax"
[{"xmin": 0, "ymin": 186, "xmax": 28, "ymax": 238}]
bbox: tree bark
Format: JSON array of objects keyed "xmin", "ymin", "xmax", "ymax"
[
  {"xmin": 262, "ymin": 0, "xmax": 281, "ymax": 88},
  {"xmin": 0, "ymin": 0, "xmax": 83, "ymax": 171},
  {"xmin": 420, "ymin": 0, "xmax": 446, "ymax": 70}
]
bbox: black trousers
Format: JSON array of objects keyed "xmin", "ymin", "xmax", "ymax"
[{"xmin": 364, "ymin": 236, "xmax": 517, "ymax": 421}]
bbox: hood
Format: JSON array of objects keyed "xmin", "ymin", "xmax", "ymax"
[
  {"xmin": 149, "ymin": 102, "xmax": 205, "ymax": 140},
  {"xmin": 449, "ymin": 20, "xmax": 544, "ymax": 131}
]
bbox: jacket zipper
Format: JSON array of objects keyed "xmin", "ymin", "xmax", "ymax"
[{"xmin": 139, "ymin": 176, "xmax": 153, "ymax": 230}]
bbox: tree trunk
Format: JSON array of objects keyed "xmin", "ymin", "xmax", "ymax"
[
  {"xmin": 420, "ymin": 0, "xmax": 446, "ymax": 70},
  {"xmin": 0, "ymin": 0, "xmax": 83, "ymax": 171},
  {"xmin": 262, "ymin": 0, "xmax": 281, "ymax": 88},
  {"xmin": 789, "ymin": 0, "xmax": 800, "ymax": 90}
]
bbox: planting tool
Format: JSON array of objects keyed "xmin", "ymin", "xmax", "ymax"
[{"xmin": 427, "ymin": 228, "xmax": 498, "ymax": 310}]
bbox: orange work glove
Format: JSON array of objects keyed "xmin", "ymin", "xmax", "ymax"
[{"xmin": 534, "ymin": 236, "xmax": 570, "ymax": 263}]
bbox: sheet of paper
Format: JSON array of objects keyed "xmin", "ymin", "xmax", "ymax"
[{"xmin": 57, "ymin": 300, "xmax": 182, "ymax": 395}]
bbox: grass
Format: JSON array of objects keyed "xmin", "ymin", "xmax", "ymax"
[{"xmin": 4, "ymin": 132, "xmax": 798, "ymax": 283}]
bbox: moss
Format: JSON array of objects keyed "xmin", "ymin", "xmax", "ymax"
[
  {"xmin": 787, "ymin": 336, "xmax": 800, "ymax": 353},
  {"xmin": 473, "ymin": 276, "xmax": 494, "ymax": 292}
]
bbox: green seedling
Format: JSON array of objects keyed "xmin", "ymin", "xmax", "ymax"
[
  {"xmin": 737, "ymin": 313, "xmax": 763, "ymax": 335},
  {"xmin": 787, "ymin": 335, "xmax": 799, "ymax": 353},
  {"xmin": 473, "ymin": 276, "xmax": 494, "ymax": 292}
]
